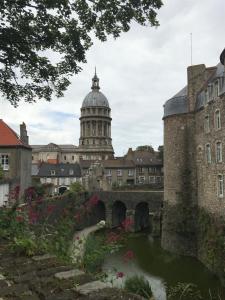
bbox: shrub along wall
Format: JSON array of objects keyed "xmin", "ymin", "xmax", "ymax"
[
  {"xmin": 197, "ymin": 208, "xmax": 225, "ymax": 285},
  {"xmin": 162, "ymin": 202, "xmax": 225, "ymax": 285}
]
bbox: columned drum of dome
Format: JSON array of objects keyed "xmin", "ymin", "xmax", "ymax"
[{"xmin": 78, "ymin": 71, "xmax": 114, "ymax": 160}]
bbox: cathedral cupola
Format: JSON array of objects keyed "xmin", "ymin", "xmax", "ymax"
[{"xmin": 78, "ymin": 71, "xmax": 114, "ymax": 161}]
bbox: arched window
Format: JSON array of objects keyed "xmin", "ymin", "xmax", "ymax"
[
  {"xmin": 218, "ymin": 174, "xmax": 224, "ymax": 198},
  {"xmin": 205, "ymin": 144, "xmax": 211, "ymax": 163},
  {"xmin": 216, "ymin": 141, "xmax": 222, "ymax": 163},
  {"xmin": 215, "ymin": 110, "xmax": 221, "ymax": 130}
]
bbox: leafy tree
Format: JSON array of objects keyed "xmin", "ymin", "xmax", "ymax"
[
  {"xmin": 136, "ymin": 145, "xmax": 155, "ymax": 153},
  {"xmin": 69, "ymin": 181, "xmax": 85, "ymax": 193},
  {"xmin": 0, "ymin": 0, "xmax": 163, "ymax": 106}
]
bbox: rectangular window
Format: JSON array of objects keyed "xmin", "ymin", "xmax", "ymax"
[
  {"xmin": 138, "ymin": 176, "xmax": 145, "ymax": 184},
  {"xmin": 106, "ymin": 169, "xmax": 112, "ymax": 176},
  {"xmin": 128, "ymin": 169, "xmax": 134, "ymax": 176},
  {"xmin": 216, "ymin": 142, "xmax": 222, "ymax": 163},
  {"xmin": 218, "ymin": 175, "xmax": 224, "ymax": 197},
  {"xmin": 72, "ymin": 155, "xmax": 74, "ymax": 161},
  {"xmin": 0, "ymin": 154, "xmax": 9, "ymax": 170},
  {"xmin": 149, "ymin": 176, "xmax": 155, "ymax": 183},
  {"xmin": 137, "ymin": 167, "xmax": 143, "ymax": 173},
  {"xmin": 117, "ymin": 169, "xmax": 122, "ymax": 176},
  {"xmin": 215, "ymin": 81, "xmax": 220, "ymax": 98},
  {"xmin": 215, "ymin": 110, "xmax": 221, "ymax": 130},
  {"xmin": 117, "ymin": 178, "xmax": 122, "ymax": 186},
  {"xmin": 206, "ymin": 144, "xmax": 211, "ymax": 163},
  {"xmin": 156, "ymin": 176, "xmax": 161, "ymax": 183},
  {"xmin": 205, "ymin": 89, "xmax": 209, "ymax": 103},
  {"xmin": 107, "ymin": 177, "xmax": 112, "ymax": 185},
  {"xmin": 204, "ymin": 115, "xmax": 210, "ymax": 133}
]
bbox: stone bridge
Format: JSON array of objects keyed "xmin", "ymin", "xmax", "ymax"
[{"xmin": 89, "ymin": 191, "xmax": 163, "ymax": 236}]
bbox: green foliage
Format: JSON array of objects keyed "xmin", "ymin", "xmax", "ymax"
[
  {"xmin": 11, "ymin": 236, "xmax": 38, "ymax": 256},
  {"xmin": 167, "ymin": 282, "xmax": 203, "ymax": 300},
  {"xmin": 82, "ymin": 233, "xmax": 122, "ymax": 274},
  {"xmin": 198, "ymin": 209, "xmax": 225, "ymax": 280},
  {"xmin": 69, "ymin": 182, "xmax": 85, "ymax": 194},
  {"xmin": 124, "ymin": 275, "xmax": 153, "ymax": 299},
  {"xmin": 0, "ymin": 165, "xmax": 4, "ymax": 180},
  {"xmin": 136, "ymin": 145, "xmax": 155, "ymax": 153},
  {"xmin": 0, "ymin": 0, "xmax": 163, "ymax": 106}
]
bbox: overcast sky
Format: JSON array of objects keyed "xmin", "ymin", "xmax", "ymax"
[{"xmin": 1, "ymin": 0, "xmax": 225, "ymax": 156}]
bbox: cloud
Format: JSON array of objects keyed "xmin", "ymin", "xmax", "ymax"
[{"xmin": 1, "ymin": 0, "xmax": 225, "ymax": 155}]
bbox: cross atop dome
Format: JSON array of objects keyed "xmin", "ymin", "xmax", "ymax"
[{"xmin": 91, "ymin": 67, "xmax": 100, "ymax": 90}]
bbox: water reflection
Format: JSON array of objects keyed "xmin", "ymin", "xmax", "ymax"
[{"xmin": 103, "ymin": 233, "xmax": 225, "ymax": 300}]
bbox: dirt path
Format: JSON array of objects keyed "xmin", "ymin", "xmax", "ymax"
[{"xmin": 71, "ymin": 224, "xmax": 102, "ymax": 264}]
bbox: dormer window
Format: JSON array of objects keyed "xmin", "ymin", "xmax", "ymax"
[
  {"xmin": 69, "ymin": 169, "xmax": 74, "ymax": 175},
  {"xmin": 50, "ymin": 170, "xmax": 55, "ymax": 176}
]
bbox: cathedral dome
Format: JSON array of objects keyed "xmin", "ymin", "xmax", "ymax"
[
  {"xmin": 82, "ymin": 90, "xmax": 109, "ymax": 108},
  {"xmin": 82, "ymin": 70, "xmax": 109, "ymax": 108}
]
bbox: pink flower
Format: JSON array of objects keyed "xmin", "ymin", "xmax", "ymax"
[
  {"xmin": 116, "ymin": 272, "xmax": 124, "ymax": 278},
  {"xmin": 123, "ymin": 250, "xmax": 134, "ymax": 262},
  {"xmin": 121, "ymin": 218, "xmax": 134, "ymax": 231}
]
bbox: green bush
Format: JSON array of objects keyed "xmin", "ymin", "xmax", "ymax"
[
  {"xmin": 124, "ymin": 275, "xmax": 152, "ymax": 299},
  {"xmin": 82, "ymin": 233, "xmax": 122, "ymax": 274},
  {"xmin": 167, "ymin": 282, "xmax": 203, "ymax": 300}
]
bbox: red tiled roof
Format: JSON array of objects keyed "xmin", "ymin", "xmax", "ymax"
[{"xmin": 0, "ymin": 119, "xmax": 25, "ymax": 147}]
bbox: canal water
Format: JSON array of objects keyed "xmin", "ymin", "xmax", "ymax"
[{"xmin": 102, "ymin": 233, "xmax": 225, "ymax": 300}]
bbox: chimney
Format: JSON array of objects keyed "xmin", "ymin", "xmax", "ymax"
[
  {"xmin": 20, "ymin": 122, "xmax": 29, "ymax": 145},
  {"xmin": 187, "ymin": 64, "xmax": 206, "ymax": 112}
]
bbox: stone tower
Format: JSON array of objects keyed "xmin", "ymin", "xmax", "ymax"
[{"xmin": 78, "ymin": 71, "xmax": 114, "ymax": 160}]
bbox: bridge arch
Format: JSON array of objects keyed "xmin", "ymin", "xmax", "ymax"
[
  {"xmin": 112, "ymin": 201, "xmax": 126, "ymax": 228},
  {"xmin": 91, "ymin": 200, "xmax": 106, "ymax": 224},
  {"xmin": 134, "ymin": 202, "xmax": 150, "ymax": 232},
  {"xmin": 58, "ymin": 186, "xmax": 68, "ymax": 194}
]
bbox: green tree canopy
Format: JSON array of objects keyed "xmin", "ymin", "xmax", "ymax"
[
  {"xmin": 136, "ymin": 145, "xmax": 155, "ymax": 153},
  {"xmin": 0, "ymin": 0, "xmax": 163, "ymax": 106}
]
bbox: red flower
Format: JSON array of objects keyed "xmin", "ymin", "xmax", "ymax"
[
  {"xmin": 123, "ymin": 250, "xmax": 134, "ymax": 262},
  {"xmin": 116, "ymin": 272, "xmax": 124, "ymax": 278},
  {"xmin": 121, "ymin": 218, "xmax": 134, "ymax": 231},
  {"xmin": 76, "ymin": 236, "xmax": 80, "ymax": 240},
  {"xmin": 86, "ymin": 195, "xmax": 99, "ymax": 210},
  {"xmin": 28, "ymin": 208, "xmax": 38, "ymax": 224},
  {"xmin": 16, "ymin": 215, "xmax": 24, "ymax": 222},
  {"xmin": 106, "ymin": 232, "xmax": 121, "ymax": 244},
  {"xmin": 47, "ymin": 204, "xmax": 56, "ymax": 215},
  {"xmin": 74, "ymin": 212, "xmax": 81, "ymax": 223}
]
